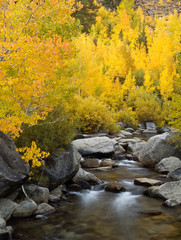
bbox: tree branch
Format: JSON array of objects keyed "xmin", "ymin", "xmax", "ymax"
[{"xmin": 22, "ymin": 0, "xmax": 45, "ymax": 30}]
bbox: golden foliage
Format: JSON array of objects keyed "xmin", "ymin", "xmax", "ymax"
[{"xmin": 17, "ymin": 141, "xmax": 49, "ymax": 168}]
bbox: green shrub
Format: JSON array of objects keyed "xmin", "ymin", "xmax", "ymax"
[{"xmin": 15, "ymin": 107, "xmax": 76, "ymax": 153}]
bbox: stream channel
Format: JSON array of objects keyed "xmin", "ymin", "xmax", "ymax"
[{"xmin": 9, "ymin": 142, "xmax": 181, "ymax": 240}]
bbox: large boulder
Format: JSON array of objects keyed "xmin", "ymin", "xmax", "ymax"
[
  {"xmin": 72, "ymin": 168, "xmax": 102, "ymax": 185},
  {"xmin": 0, "ymin": 131, "xmax": 29, "ymax": 197},
  {"xmin": 72, "ymin": 137, "xmax": 118, "ymax": 157},
  {"xmin": 155, "ymin": 157, "xmax": 181, "ymax": 173},
  {"xmin": 139, "ymin": 132, "xmax": 181, "ymax": 167},
  {"xmin": 145, "ymin": 180, "xmax": 181, "ymax": 207},
  {"xmin": 45, "ymin": 144, "xmax": 81, "ymax": 189}
]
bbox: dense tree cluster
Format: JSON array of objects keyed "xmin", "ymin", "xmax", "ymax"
[{"xmin": 0, "ymin": 0, "xmax": 180, "ymax": 166}]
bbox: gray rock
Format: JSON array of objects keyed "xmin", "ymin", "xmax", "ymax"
[
  {"xmin": 145, "ymin": 180, "xmax": 181, "ymax": 207},
  {"xmin": 133, "ymin": 129, "xmax": 143, "ymax": 135},
  {"xmin": 24, "ymin": 184, "xmax": 49, "ymax": 204},
  {"xmin": 81, "ymin": 158, "xmax": 100, "ymax": 168},
  {"xmin": 100, "ymin": 159, "xmax": 118, "ymax": 168},
  {"xmin": 115, "ymin": 133, "xmax": 125, "ymax": 138},
  {"xmin": 155, "ymin": 157, "xmax": 181, "ymax": 173},
  {"xmin": 0, "ymin": 199, "xmax": 17, "ymax": 220},
  {"xmin": 104, "ymin": 181, "xmax": 125, "ymax": 193},
  {"xmin": 0, "ymin": 218, "xmax": 6, "ymax": 229},
  {"xmin": 143, "ymin": 129, "xmax": 157, "ymax": 134},
  {"xmin": 157, "ymin": 127, "xmax": 171, "ymax": 134},
  {"xmin": 35, "ymin": 203, "xmax": 55, "ymax": 215},
  {"xmin": 49, "ymin": 186, "xmax": 63, "ymax": 202},
  {"xmin": 12, "ymin": 199, "xmax": 37, "ymax": 218},
  {"xmin": 145, "ymin": 122, "xmax": 156, "ymax": 130},
  {"xmin": 125, "ymin": 128, "xmax": 134, "ymax": 133},
  {"xmin": 0, "ymin": 131, "xmax": 29, "ymax": 197},
  {"xmin": 119, "ymin": 138, "xmax": 146, "ymax": 158},
  {"xmin": 167, "ymin": 168, "xmax": 181, "ymax": 181},
  {"xmin": 45, "ymin": 144, "xmax": 81, "ymax": 188},
  {"xmin": 72, "ymin": 137, "xmax": 118, "ymax": 157},
  {"xmin": 139, "ymin": 133, "xmax": 181, "ymax": 167},
  {"xmin": 72, "ymin": 168, "xmax": 102, "ymax": 185},
  {"xmin": 134, "ymin": 178, "xmax": 162, "ymax": 187},
  {"xmin": 120, "ymin": 130, "xmax": 133, "ymax": 136}
]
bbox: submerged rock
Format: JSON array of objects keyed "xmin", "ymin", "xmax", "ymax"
[
  {"xmin": 72, "ymin": 136, "xmax": 118, "ymax": 157},
  {"xmin": 100, "ymin": 159, "xmax": 118, "ymax": 168},
  {"xmin": 104, "ymin": 181, "xmax": 125, "ymax": 193},
  {"xmin": 0, "ymin": 131, "xmax": 29, "ymax": 198},
  {"xmin": 138, "ymin": 210, "xmax": 162, "ymax": 216}
]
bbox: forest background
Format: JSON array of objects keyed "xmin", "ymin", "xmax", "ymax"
[{"xmin": 0, "ymin": 0, "xmax": 181, "ymax": 168}]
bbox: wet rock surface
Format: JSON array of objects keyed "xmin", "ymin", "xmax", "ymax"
[
  {"xmin": 134, "ymin": 178, "xmax": 162, "ymax": 187},
  {"xmin": 104, "ymin": 181, "xmax": 126, "ymax": 193}
]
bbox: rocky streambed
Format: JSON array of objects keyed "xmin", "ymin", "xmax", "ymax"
[{"xmin": 1, "ymin": 124, "xmax": 181, "ymax": 240}]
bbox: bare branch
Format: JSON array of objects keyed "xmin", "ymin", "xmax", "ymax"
[
  {"xmin": 25, "ymin": 117, "xmax": 63, "ymax": 130},
  {"xmin": 22, "ymin": 0, "xmax": 45, "ymax": 30}
]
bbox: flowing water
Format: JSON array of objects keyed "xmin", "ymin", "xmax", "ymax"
[{"xmin": 9, "ymin": 159, "xmax": 181, "ymax": 240}]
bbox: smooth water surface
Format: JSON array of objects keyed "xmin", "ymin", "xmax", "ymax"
[{"xmin": 9, "ymin": 159, "xmax": 181, "ymax": 240}]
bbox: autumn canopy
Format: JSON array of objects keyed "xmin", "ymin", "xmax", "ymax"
[{"xmin": 0, "ymin": 0, "xmax": 181, "ymax": 166}]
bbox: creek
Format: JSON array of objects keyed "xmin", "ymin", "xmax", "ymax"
[{"xmin": 9, "ymin": 156, "xmax": 181, "ymax": 240}]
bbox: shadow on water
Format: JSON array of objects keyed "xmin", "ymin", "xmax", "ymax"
[{"xmin": 9, "ymin": 159, "xmax": 181, "ymax": 240}]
